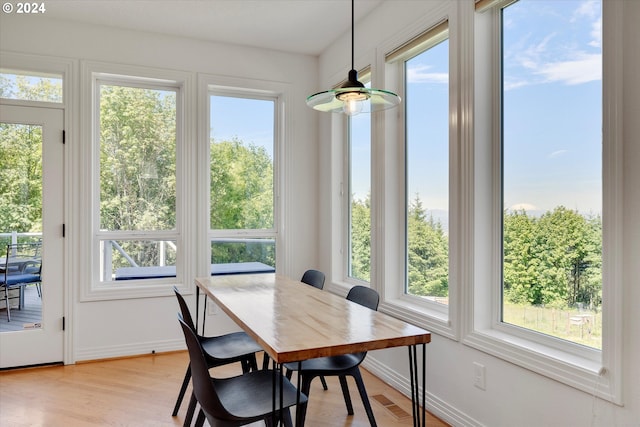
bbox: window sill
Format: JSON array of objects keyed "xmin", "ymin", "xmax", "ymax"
[
  {"xmin": 382, "ymin": 297, "xmax": 455, "ymax": 340},
  {"xmin": 463, "ymin": 328, "xmax": 620, "ymax": 404}
]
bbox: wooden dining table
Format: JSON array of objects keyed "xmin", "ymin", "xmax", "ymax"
[{"xmin": 195, "ymin": 273, "xmax": 432, "ymax": 427}]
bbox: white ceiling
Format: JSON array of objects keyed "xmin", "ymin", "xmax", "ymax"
[{"xmin": 42, "ymin": 0, "xmax": 383, "ymax": 56}]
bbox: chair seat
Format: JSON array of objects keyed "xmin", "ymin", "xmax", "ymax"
[
  {"xmin": 3, "ymin": 273, "xmax": 40, "ymax": 286},
  {"xmin": 284, "ymin": 353, "xmax": 363, "ymax": 374},
  {"xmin": 200, "ymin": 331, "xmax": 262, "ymax": 362},
  {"xmin": 213, "ymin": 369, "xmax": 307, "ymax": 420}
]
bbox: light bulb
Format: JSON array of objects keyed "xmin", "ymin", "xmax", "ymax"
[{"xmin": 343, "ymin": 98, "xmax": 364, "ymax": 116}]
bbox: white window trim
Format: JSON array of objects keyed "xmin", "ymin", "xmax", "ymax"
[
  {"xmin": 79, "ymin": 61, "xmax": 194, "ymax": 301},
  {"xmin": 463, "ymin": 1, "xmax": 624, "ymax": 404},
  {"xmin": 197, "ymin": 74, "xmax": 289, "ymax": 279},
  {"xmin": 375, "ymin": 2, "xmax": 460, "ymax": 340}
]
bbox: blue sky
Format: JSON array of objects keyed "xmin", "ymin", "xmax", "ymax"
[
  {"xmin": 210, "ymin": 0, "xmax": 602, "ymax": 217},
  {"xmin": 502, "ymin": 0, "xmax": 602, "ymax": 215}
]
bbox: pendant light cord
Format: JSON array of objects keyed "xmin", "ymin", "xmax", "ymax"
[{"xmin": 350, "ymin": 0, "xmax": 355, "ymax": 71}]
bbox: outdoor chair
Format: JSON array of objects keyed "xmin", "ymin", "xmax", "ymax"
[
  {"xmin": 283, "ymin": 285, "xmax": 380, "ymax": 427},
  {"xmin": 1, "ymin": 242, "xmax": 42, "ymax": 322},
  {"xmin": 177, "ymin": 314, "xmax": 306, "ymax": 427},
  {"xmin": 172, "ymin": 287, "xmax": 263, "ymax": 426}
]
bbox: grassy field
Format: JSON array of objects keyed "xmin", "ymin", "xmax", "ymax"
[{"xmin": 503, "ymin": 303, "xmax": 602, "ymax": 349}]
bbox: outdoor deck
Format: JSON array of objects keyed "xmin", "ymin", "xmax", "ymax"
[{"xmin": 0, "ymin": 285, "xmax": 41, "ymax": 332}]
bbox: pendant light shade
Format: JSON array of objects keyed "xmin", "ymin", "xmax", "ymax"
[{"xmin": 306, "ymin": 0, "xmax": 401, "ymax": 116}]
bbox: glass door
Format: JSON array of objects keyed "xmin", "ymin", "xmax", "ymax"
[{"xmin": 0, "ymin": 105, "xmax": 64, "ymax": 368}]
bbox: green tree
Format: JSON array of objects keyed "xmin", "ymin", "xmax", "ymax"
[
  {"xmin": 0, "ymin": 124, "xmax": 42, "ymax": 234},
  {"xmin": 99, "ymin": 85, "xmax": 176, "ymax": 232},
  {"xmin": 503, "ymin": 207, "xmax": 602, "ymax": 308},
  {"xmin": 407, "ymin": 195, "xmax": 448, "ymax": 297},
  {"xmin": 350, "ymin": 194, "xmax": 371, "ymax": 281},
  {"xmin": 210, "ymin": 138, "xmax": 273, "ymax": 230},
  {"xmin": 210, "ymin": 138, "xmax": 274, "ymax": 266},
  {"xmin": 503, "ymin": 210, "xmax": 541, "ymax": 304}
]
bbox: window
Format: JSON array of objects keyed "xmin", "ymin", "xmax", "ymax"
[
  {"xmin": 404, "ymin": 29, "xmax": 450, "ymax": 305},
  {"xmin": 209, "ymin": 94, "xmax": 277, "ymax": 269},
  {"xmin": 468, "ymin": 0, "xmax": 622, "ymax": 403},
  {"xmin": 385, "ymin": 19, "xmax": 451, "ymax": 311},
  {"xmin": 0, "ymin": 70, "xmax": 63, "ymax": 103},
  {"xmin": 348, "ymin": 79, "xmax": 372, "ymax": 283},
  {"xmin": 95, "ymin": 78, "xmax": 179, "ymax": 284},
  {"xmin": 376, "ymin": 8, "xmax": 458, "ymax": 337},
  {"xmin": 500, "ymin": 0, "xmax": 602, "ymax": 349}
]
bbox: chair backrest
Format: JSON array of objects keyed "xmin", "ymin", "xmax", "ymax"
[
  {"xmin": 300, "ymin": 269, "xmax": 325, "ymax": 290},
  {"xmin": 346, "ymin": 285, "xmax": 379, "ymax": 311},
  {"xmin": 2, "ymin": 243, "xmax": 42, "ymax": 284},
  {"xmin": 173, "ymin": 286, "xmax": 197, "ymax": 333},
  {"xmin": 177, "ymin": 315, "xmax": 235, "ymax": 422}
]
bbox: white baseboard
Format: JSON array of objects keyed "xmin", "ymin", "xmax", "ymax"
[
  {"xmin": 74, "ymin": 339, "xmax": 185, "ymax": 362},
  {"xmin": 363, "ymin": 354, "xmax": 484, "ymax": 427}
]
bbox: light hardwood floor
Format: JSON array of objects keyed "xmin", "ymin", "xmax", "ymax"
[{"xmin": 0, "ymin": 351, "xmax": 448, "ymax": 427}]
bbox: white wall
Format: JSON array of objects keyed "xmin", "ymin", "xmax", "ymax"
[
  {"xmin": 316, "ymin": 1, "xmax": 640, "ymax": 426},
  {"xmin": 0, "ymin": 15, "xmax": 320, "ymax": 360}
]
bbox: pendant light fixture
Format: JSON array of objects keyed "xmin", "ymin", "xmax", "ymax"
[{"xmin": 306, "ymin": 0, "xmax": 401, "ymax": 116}]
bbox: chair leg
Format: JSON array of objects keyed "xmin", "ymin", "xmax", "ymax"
[
  {"xmin": 338, "ymin": 375, "xmax": 354, "ymax": 415},
  {"xmin": 194, "ymin": 407, "xmax": 206, "ymax": 427},
  {"xmin": 295, "ymin": 375, "xmax": 315, "ymax": 427},
  {"xmin": 3, "ymin": 287, "xmax": 11, "ymax": 322},
  {"xmin": 184, "ymin": 392, "xmax": 198, "ymax": 427},
  {"xmin": 266, "ymin": 408, "xmax": 293, "ymax": 427},
  {"xmin": 320, "ymin": 375, "xmax": 328, "ymax": 390},
  {"xmin": 351, "ymin": 369, "xmax": 377, "ymax": 427},
  {"xmin": 262, "ymin": 352, "xmax": 271, "ymax": 370},
  {"xmin": 241, "ymin": 353, "xmax": 258, "ymax": 373},
  {"xmin": 172, "ymin": 365, "xmax": 191, "ymax": 416}
]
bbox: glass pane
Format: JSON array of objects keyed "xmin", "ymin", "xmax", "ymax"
[
  {"xmin": 349, "ymin": 86, "xmax": 371, "ymax": 282},
  {"xmin": 0, "ymin": 71, "xmax": 63, "ymax": 103},
  {"xmin": 501, "ymin": 0, "xmax": 602, "ymax": 349},
  {"xmin": 406, "ymin": 39, "xmax": 450, "ymax": 303},
  {"xmin": 211, "ymin": 238, "xmax": 275, "ymax": 270},
  {"xmin": 0, "ymin": 123, "xmax": 43, "ymax": 330},
  {"xmin": 99, "ymin": 84, "xmax": 177, "ymax": 231},
  {"xmin": 103, "ymin": 239, "xmax": 177, "ymax": 281},
  {"xmin": 209, "ymin": 95, "xmax": 274, "ymax": 230}
]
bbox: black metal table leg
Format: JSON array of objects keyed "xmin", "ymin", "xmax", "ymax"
[
  {"xmin": 270, "ymin": 358, "xmax": 285, "ymax": 426},
  {"xmin": 408, "ymin": 344, "xmax": 426, "ymax": 427}
]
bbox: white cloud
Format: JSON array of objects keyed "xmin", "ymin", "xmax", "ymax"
[
  {"xmin": 509, "ymin": 203, "xmax": 539, "ymax": 212},
  {"xmin": 407, "ymin": 65, "xmax": 448, "ymax": 84},
  {"xmin": 549, "ymin": 149, "xmax": 569, "ymax": 159},
  {"xmin": 536, "ymin": 52, "xmax": 601, "ymax": 85}
]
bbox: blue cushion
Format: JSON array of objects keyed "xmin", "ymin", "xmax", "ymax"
[{"xmin": 2, "ymin": 273, "xmax": 40, "ymax": 286}]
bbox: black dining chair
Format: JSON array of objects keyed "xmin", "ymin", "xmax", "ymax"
[
  {"xmin": 300, "ymin": 269, "xmax": 325, "ymax": 290},
  {"xmin": 177, "ymin": 314, "xmax": 306, "ymax": 427},
  {"xmin": 172, "ymin": 287, "xmax": 263, "ymax": 426},
  {"xmin": 284, "ymin": 285, "xmax": 380, "ymax": 427}
]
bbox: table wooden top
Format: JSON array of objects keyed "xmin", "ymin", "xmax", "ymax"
[{"xmin": 195, "ymin": 273, "xmax": 431, "ymax": 364}]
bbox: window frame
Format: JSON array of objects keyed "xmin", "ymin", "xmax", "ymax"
[
  {"xmin": 345, "ymin": 70, "xmax": 373, "ymax": 286},
  {"xmin": 80, "ymin": 61, "xmax": 192, "ymax": 301},
  {"xmin": 463, "ymin": 0, "xmax": 623, "ymax": 404}
]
